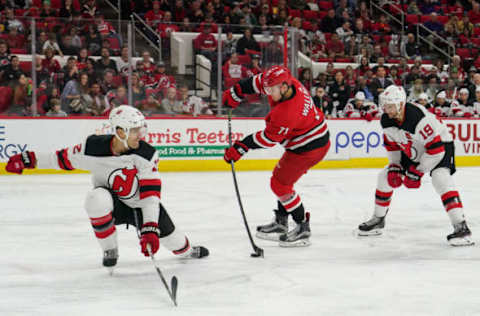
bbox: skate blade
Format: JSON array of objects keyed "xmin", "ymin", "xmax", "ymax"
[
  {"xmin": 107, "ymin": 267, "xmax": 114, "ymax": 276},
  {"xmin": 357, "ymin": 229, "xmax": 383, "ymax": 237},
  {"xmin": 279, "ymin": 239, "xmax": 311, "ymax": 247},
  {"xmin": 448, "ymin": 236, "xmax": 475, "ymax": 247},
  {"xmin": 256, "ymin": 231, "xmax": 283, "ymax": 241}
]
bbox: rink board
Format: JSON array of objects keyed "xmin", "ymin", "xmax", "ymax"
[{"xmin": 0, "ymin": 117, "xmax": 479, "ymax": 173}]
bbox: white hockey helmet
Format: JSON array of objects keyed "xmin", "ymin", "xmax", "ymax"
[
  {"xmin": 380, "ymin": 85, "xmax": 406, "ymax": 112},
  {"xmin": 354, "ymin": 91, "xmax": 366, "ymax": 101},
  {"xmin": 109, "ymin": 105, "xmax": 147, "ymax": 146}
]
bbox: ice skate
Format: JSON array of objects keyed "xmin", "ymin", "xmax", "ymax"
[
  {"xmin": 103, "ymin": 248, "xmax": 118, "ymax": 274},
  {"xmin": 256, "ymin": 209, "xmax": 288, "ymax": 241},
  {"xmin": 358, "ymin": 214, "xmax": 386, "ymax": 236},
  {"xmin": 189, "ymin": 246, "xmax": 210, "ymax": 258},
  {"xmin": 279, "ymin": 212, "xmax": 311, "ymax": 247},
  {"xmin": 447, "ymin": 221, "xmax": 474, "ymax": 246}
]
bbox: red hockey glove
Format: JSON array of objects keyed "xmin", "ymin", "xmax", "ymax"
[
  {"xmin": 387, "ymin": 163, "xmax": 403, "ymax": 188},
  {"xmin": 222, "ymin": 84, "xmax": 244, "ymax": 108},
  {"xmin": 404, "ymin": 165, "xmax": 424, "ymax": 189},
  {"xmin": 5, "ymin": 151, "xmax": 37, "ymax": 174},
  {"xmin": 224, "ymin": 141, "xmax": 249, "ymax": 163},
  {"xmin": 140, "ymin": 222, "xmax": 160, "ymax": 257},
  {"xmin": 361, "ymin": 111, "xmax": 373, "ymax": 122}
]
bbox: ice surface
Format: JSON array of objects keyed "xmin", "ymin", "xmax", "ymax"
[{"xmin": 1, "ymin": 168, "xmax": 480, "ymax": 316}]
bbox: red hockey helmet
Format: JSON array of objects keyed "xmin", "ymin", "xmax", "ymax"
[{"xmin": 263, "ymin": 65, "xmax": 292, "ymax": 89}]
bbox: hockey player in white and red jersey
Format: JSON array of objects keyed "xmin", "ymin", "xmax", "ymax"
[
  {"xmin": 342, "ymin": 91, "xmax": 381, "ymax": 121},
  {"xmin": 222, "ymin": 65, "xmax": 331, "ymax": 247},
  {"xmin": 358, "ymin": 85, "xmax": 473, "ymax": 246},
  {"xmin": 5, "ymin": 105, "xmax": 209, "ymax": 269}
]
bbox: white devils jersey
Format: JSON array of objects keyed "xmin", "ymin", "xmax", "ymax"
[
  {"xmin": 36, "ymin": 135, "xmax": 161, "ymax": 223},
  {"xmin": 381, "ymin": 103, "xmax": 452, "ymax": 173}
]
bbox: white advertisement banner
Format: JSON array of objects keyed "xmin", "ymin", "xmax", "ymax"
[{"xmin": 0, "ymin": 118, "xmax": 478, "ymax": 163}]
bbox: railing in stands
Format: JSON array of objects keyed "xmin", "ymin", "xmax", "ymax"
[
  {"xmin": 102, "ymin": 0, "xmax": 122, "ymax": 35},
  {"xmin": 416, "ymin": 23, "xmax": 455, "ymax": 62},
  {"xmin": 130, "ymin": 12, "xmax": 162, "ymax": 61}
]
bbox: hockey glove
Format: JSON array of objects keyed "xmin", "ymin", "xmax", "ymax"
[
  {"xmin": 140, "ymin": 222, "xmax": 160, "ymax": 256},
  {"xmin": 6, "ymin": 151, "xmax": 37, "ymax": 174},
  {"xmin": 387, "ymin": 163, "xmax": 403, "ymax": 188},
  {"xmin": 224, "ymin": 141, "xmax": 249, "ymax": 163},
  {"xmin": 404, "ymin": 165, "xmax": 424, "ymax": 189},
  {"xmin": 222, "ymin": 84, "xmax": 244, "ymax": 108}
]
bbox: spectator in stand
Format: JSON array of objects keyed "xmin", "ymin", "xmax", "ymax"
[
  {"xmin": 43, "ymin": 33, "xmax": 63, "ymax": 57},
  {"xmin": 321, "ymin": 9, "xmax": 338, "ymax": 33},
  {"xmin": 357, "ymin": 35, "xmax": 373, "ymax": 58},
  {"xmin": 306, "ymin": 0, "xmax": 319, "ymax": 11},
  {"xmin": 223, "ymin": 53, "xmax": 250, "ymax": 87},
  {"xmin": 336, "ymin": 20, "xmax": 354, "ymax": 44},
  {"xmin": 388, "ymin": 35, "xmax": 401, "ymax": 58},
  {"xmin": 5, "ymin": 7, "xmax": 24, "ymax": 33},
  {"xmin": 194, "ymin": 24, "xmax": 218, "ymax": 61},
  {"xmin": 152, "ymin": 61, "xmax": 175, "ymax": 97},
  {"xmin": 369, "ymin": 45, "xmax": 384, "ymax": 63},
  {"xmin": 369, "ymin": 66, "xmax": 392, "ymax": 103},
  {"xmin": 60, "ymin": 0, "xmax": 79, "ymax": 20},
  {"xmin": 415, "ymin": 93, "xmax": 434, "ymax": 111},
  {"xmin": 354, "ymin": 47, "xmax": 369, "ymax": 64},
  {"xmin": 99, "ymin": 70, "xmax": 118, "ymax": 94},
  {"xmin": 407, "ymin": 1, "xmax": 421, "ymax": 14},
  {"xmin": 312, "ymin": 86, "xmax": 333, "ymax": 118},
  {"xmin": 325, "ymin": 62, "xmax": 336, "ymax": 86},
  {"xmin": 425, "ymin": 13, "xmax": 444, "ymax": 35},
  {"xmin": 329, "ymin": 71, "xmax": 350, "ymax": 114},
  {"xmin": 95, "ymin": 47, "xmax": 118, "ymax": 76},
  {"xmin": 35, "ymin": 31, "xmax": 48, "ymax": 54},
  {"xmin": 388, "ymin": 66, "xmax": 403, "ymax": 86},
  {"xmin": 371, "ymin": 14, "xmax": 392, "ymax": 34},
  {"xmin": 467, "ymin": 72, "xmax": 480, "ymax": 100},
  {"xmin": 145, "ymin": 1, "xmax": 164, "ymax": 29},
  {"xmin": 402, "ymin": 33, "xmax": 419, "ymax": 59},
  {"xmin": 61, "ymin": 72, "xmax": 90, "ymax": 114},
  {"xmin": 157, "ymin": 11, "xmax": 179, "ymax": 59},
  {"xmin": 35, "ymin": 56, "xmax": 50, "ymax": 84},
  {"xmin": 262, "ymin": 33, "xmax": 283, "ymax": 68},
  {"xmin": 336, "ymin": 0, "xmax": 352, "ymax": 20},
  {"xmin": 84, "ymin": 58, "xmax": 98, "ymax": 84},
  {"xmin": 86, "ymin": 23, "xmax": 102, "ymax": 56},
  {"xmin": 178, "ymin": 84, "xmax": 213, "ymax": 116},
  {"xmin": 84, "ymin": 82, "xmax": 108, "ymax": 116},
  {"xmin": 344, "ymin": 65, "xmax": 356, "ymax": 90},
  {"xmin": 371, "ymin": 56, "xmax": 389, "ymax": 74},
  {"xmin": 105, "ymin": 85, "xmax": 128, "ymax": 111},
  {"xmin": 458, "ymin": 14, "xmax": 474, "ymax": 34},
  {"xmin": 469, "ymin": 2, "xmax": 480, "ymax": 26},
  {"xmin": 310, "ymin": 38, "xmax": 328, "ymax": 61},
  {"xmin": 236, "ymin": 28, "xmax": 260, "ymax": 55},
  {"xmin": 354, "ymin": 76, "xmax": 374, "ymax": 101},
  {"xmin": 6, "ymin": 74, "xmax": 32, "ymax": 116},
  {"xmin": 2, "ymin": 55, "xmax": 23, "ymax": 85},
  {"xmin": 474, "ymin": 86, "xmax": 480, "ymax": 116},
  {"xmin": 222, "ymin": 31, "xmax": 238, "ymax": 61},
  {"xmin": 46, "ymin": 98, "xmax": 68, "ymax": 117},
  {"xmin": 137, "ymin": 50, "xmax": 156, "ymax": 88},
  {"xmin": 241, "ymin": 5, "xmax": 257, "ymax": 26},
  {"xmin": 254, "ymin": 14, "xmax": 270, "ymax": 36},
  {"xmin": 60, "ymin": 34, "xmax": 79, "ymax": 56},
  {"xmin": 353, "ymin": 18, "xmax": 367, "ymax": 40},
  {"xmin": 299, "ymin": 68, "xmax": 313, "ymax": 93},
  {"xmin": 433, "ymin": 90, "xmax": 452, "ymax": 117},
  {"xmin": 41, "ymin": 47, "xmax": 61, "ymax": 76},
  {"xmin": 82, "ymin": 0, "xmax": 97, "ymax": 19},
  {"xmin": 40, "ymin": 0, "xmax": 56, "ymax": 17},
  {"xmin": 6, "ymin": 27, "xmax": 24, "ymax": 49},
  {"xmin": 459, "ymin": 26, "xmax": 473, "ymax": 47},
  {"xmin": 116, "ymin": 46, "xmax": 131, "ymax": 78},
  {"xmin": 160, "ymin": 86, "xmax": 182, "ymax": 114},
  {"xmin": 397, "ymin": 57, "xmax": 410, "ymax": 78},
  {"xmin": 61, "ymin": 57, "xmax": 79, "ymax": 89},
  {"xmin": 76, "ymin": 48, "xmax": 89, "ymax": 71},
  {"xmin": 425, "ymin": 75, "xmax": 440, "ymax": 101},
  {"xmin": 179, "ymin": 17, "xmax": 195, "ymax": 32},
  {"xmin": 95, "ymin": 13, "xmax": 116, "ymax": 38},
  {"xmin": 173, "ymin": 0, "xmax": 187, "ymax": 22},
  {"xmin": 407, "ymin": 78, "xmax": 426, "ymax": 102},
  {"xmin": 451, "ymin": 88, "xmax": 474, "ymax": 117},
  {"xmin": 248, "ymin": 54, "xmax": 262, "ymax": 75},
  {"xmin": 326, "ymin": 33, "xmax": 345, "ymax": 59}
]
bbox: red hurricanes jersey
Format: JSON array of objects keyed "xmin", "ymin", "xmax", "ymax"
[{"xmin": 245, "ymin": 73, "xmax": 329, "ymax": 153}]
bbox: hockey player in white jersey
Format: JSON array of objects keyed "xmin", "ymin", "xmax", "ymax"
[
  {"xmin": 5, "ymin": 105, "xmax": 209, "ymax": 268},
  {"xmin": 358, "ymin": 85, "xmax": 473, "ymax": 246}
]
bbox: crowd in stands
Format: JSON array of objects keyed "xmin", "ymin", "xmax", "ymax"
[{"xmin": 0, "ymin": 0, "xmax": 480, "ymax": 118}]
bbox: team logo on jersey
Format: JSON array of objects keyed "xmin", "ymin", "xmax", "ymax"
[
  {"xmin": 398, "ymin": 133, "xmax": 418, "ymax": 160},
  {"xmin": 107, "ymin": 167, "xmax": 139, "ymax": 200}
]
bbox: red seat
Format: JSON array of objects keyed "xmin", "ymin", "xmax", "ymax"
[
  {"xmin": 420, "ymin": 15, "xmax": 432, "ymax": 23},
  {"xmin": 14, "ymin": 9, "xmax": 27, "ymax": 16},
  {"xmin": 324, "ymin": 33, "xmax": 332, "ymax": 41},
  {"xmin": 51, "ymin": 0, "xmax": 62, "ymax": 9},
  {"xmin": 335, "ymin": 57, "xmax": 353, "ymax": 63},
  {"xmin": 302, "ymin": 21, "xmax": 313, "ymax": 31},
  {"xmin": 471, "ymin": 38, "xmax": 480, "ymax": 46},
  {"xmin": 384, "ymin": 35, "xmax": 392, "ymax": 43},
  {"xmin": 10, "ymin": 48, "xmax": 27, "ymax": 54},
  {"xmin": 406, "ymin": 14, "xmax": 419, "ymax": 24},
  {"xmin": 388, "ymin": 59, "xmax": 400, "ymax": 64},
  {"xmin": 317, "ymin": 58, "xmax": 334, "ymax": 63},
  {"xmin": 318, "ymin": 11, "xmax": 327, "ymax": 19},
  {"xmin": 244, "ymin": 49, "xmax": 260, "ymax": 57},
  {"xmin": 237, "ymin": 54, "xmax": 251, "ymax": 65},
  {"xmin": 389, "ymin": 4, "xmax": 403, "ymax": 15},
  {"xmin": 318, "ymin": 1, "xmax": 333, "ymax": 10},
  {"xmin": 289, "ymin": 9, "xmax": 302, "ymax": 18},
  {"xmin": 0, "ymin": 86, "xmax": 13, "ymax": 114},
  {"xmin": 456, "ymin": 48, "xmax": 471, "ymax": 59},
  {"xmin": 474, "ymin": 27, "xmax": 480, "ymax": 37},
  {"xmin": 437, "ymin": 15, "xmax": 449, "ymax": 24},
  {"xmin": 303, "ymin": 10, "xmax": 318, "ymax": 21},
  {"xmin": 19, "ymin": 61, "xmax": 32, "ymax": 73}
]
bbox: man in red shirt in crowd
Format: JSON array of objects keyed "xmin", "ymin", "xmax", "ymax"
[
  {"xmin": 326, "ymin": 33, "xmax": 345, "ymax": 59},
  {"xmin": 145, "ymin": 1, "xmax": 164, "ymax": 29},
  {"xmin": 95, "ymin": 13, "xmax": 116, "ymax": 38},
  {"xmin": 223, "ymin": 53, "xmax": 250, "ymax": 87},
  {"xmin": 193, "ymin": 24, "xmax": 217, "ymax": 61},
  {"xmin": 469, "ymin": 2, "xmax": 480, "ymax": 25}
]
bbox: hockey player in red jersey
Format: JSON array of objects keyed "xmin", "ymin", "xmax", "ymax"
[
  {"xmin": 5, "ymin": 105, "xmax": 209, "ymax": 269},
  {"xmin": 223, "ymin": 65, "xmax": 331, "ymax": 247},
  {"xmin": 358, "ymin": 85, "xmax": 473, "ymax": 246}
]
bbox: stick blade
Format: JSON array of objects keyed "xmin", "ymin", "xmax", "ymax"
[
  {"xmin": 171, "ymin": 276, "xmax": 178, "ymax": 306},
  {"xmin": 250, "ymin": 247, "xmax": 264, "ymax": 258}
]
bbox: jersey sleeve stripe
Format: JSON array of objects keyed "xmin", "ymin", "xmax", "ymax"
[
  {"xmin": 56, "ymin": 149, "xmax": 74, "ymax": 170},
  {"xmin": 383, "ymin": 135, "xmax": 400, "ymax": 151},
  {"xmin": 426, "ymin": 145, "xmax": 445, "ymax": 155},
  {"xmin": 252, "ymin": 74, "xmax": 262, "ymax": 94},
  {"xmin": 425, "ymin": 135, "xmax": 442, "ymax": 149},
  {"xmin": 253, "ymin": 130, "xmax": 277, "ymax": 148},
  {"xmin": 139, "ymin": 179, "xmax": 162, "ymax": 187},
  {"xmin": 140, "ymin": 190, "xmax": 161, "ymax": 199}
]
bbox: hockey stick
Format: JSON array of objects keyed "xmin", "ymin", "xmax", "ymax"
[
  {"xmin": 133, "ymin": 211, "xmax": 178, "ymax": 306},
  {"xmin": 227, "ymin": 109, "xmax": 264, "ymax": 258}
]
